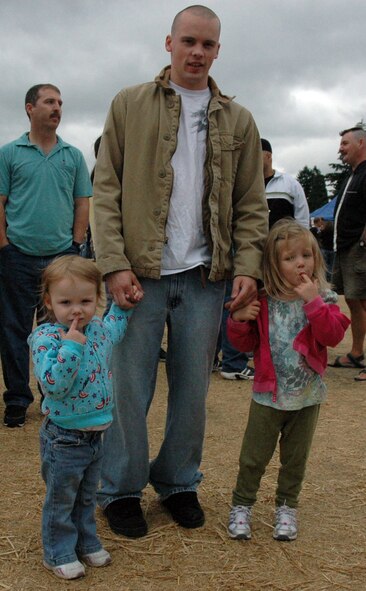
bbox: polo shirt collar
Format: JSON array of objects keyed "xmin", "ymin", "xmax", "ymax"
[{"xmin": 15, "ymin": 132, "xmax": 70, "ymax": 154}]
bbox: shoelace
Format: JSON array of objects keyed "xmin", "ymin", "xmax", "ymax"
[
  {"xmin": 231, "ymin": 505, "xmax": 252, "ymax": 521},
  {"xmin": 275, "ymin": 505, "xmax": 297, "ymax": 526}
]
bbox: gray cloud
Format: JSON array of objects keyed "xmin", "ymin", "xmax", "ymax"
[{"xmin": 1, "ymin": 0, "xmax": 365, "ymax": 180}]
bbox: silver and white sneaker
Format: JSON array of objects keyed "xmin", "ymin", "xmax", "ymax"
[
  {"xmin": 228, "ymin": 505, "xmax": 252, "ymax": 539},
  {"xmin": 273, "ymin": 504, "xmax": 298, "ymax": 541},
  {"xmin": 43, "ymin": 559, "xmax": 85, "ymax": 579},
  {"xmin": 81, "ymin": 548, "xmax": 112, "ymax": 567}
]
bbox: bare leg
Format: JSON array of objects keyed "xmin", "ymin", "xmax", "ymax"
[
  {"xmin": 333, "ymin": 299, "xmax": 366, "ymax": 367},
  {"xmin": 351, "ymin": 300, "xmax": 366, "ymax": 380},
  {"xmin": 346, "ymin": 298, "xmax": 366, "ymax": 358}
]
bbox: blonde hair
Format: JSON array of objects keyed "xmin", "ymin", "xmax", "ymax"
[
  {"xmin": 41, "ymin": 255, "xmax": 103, "ymax": 322},
  {"xmin": 263, "ymin": 218, "xmax": 328, "ymax": 299}
]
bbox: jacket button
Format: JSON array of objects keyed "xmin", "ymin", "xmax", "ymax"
[
  {"xmin": 158, "ymin": 170, "xmax": 166, "ymax": 178},
  {"xmin": 163, "ymin": 134, "xmax": 170, "ymax": 141},
  {"xmin": 153, "ymin": 208, "xmax": 161, "ymax": 216}
]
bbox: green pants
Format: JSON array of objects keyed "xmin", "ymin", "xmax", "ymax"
[{"xmin": 232, "ymin": 400, "xmax": 320, "ymax": 508}]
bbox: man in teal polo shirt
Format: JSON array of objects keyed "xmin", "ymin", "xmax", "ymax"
[{"xmin": 0, "ymin": 83, "xmax": 92, "ymax": 427}]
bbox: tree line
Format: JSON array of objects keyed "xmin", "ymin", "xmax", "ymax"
[{"xmin": 296, "ymin": 161, "xmax": 350, "ymax": 212}]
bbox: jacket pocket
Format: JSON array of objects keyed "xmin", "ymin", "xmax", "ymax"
[
  {"xmin": 219, "ymin": 133, "xmax": 244, "ymax": 151},
  {"xmin": 219, "ymin": 133, "xmax": 244, "ymax": 182}
]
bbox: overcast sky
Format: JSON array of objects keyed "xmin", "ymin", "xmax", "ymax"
[{"xmin": 1, "ymin": 0, "xmax": 365, "ymax": 187}]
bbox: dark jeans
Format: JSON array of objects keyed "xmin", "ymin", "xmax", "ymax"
[
  {"xmin": 216, "ymin": 281, "xmax": 249, "ymax": 372},
  {"xmin": 321, "ymin": 249, "xmax": 335, "ymax": 282},
  {"xmin": 0, "ymin": 243, "xmax": 78, "ymax": 409}
]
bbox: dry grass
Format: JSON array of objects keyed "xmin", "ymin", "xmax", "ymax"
[{"xmin": 0, "ymin": 297, "xmax": 365, "ymax": 590}]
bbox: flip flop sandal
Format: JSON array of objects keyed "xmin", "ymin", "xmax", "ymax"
[
  {"xmin": 328, "ymin": 353, "xmax": 365, "ymax": 368},
  {"xmin": 354, "ymin": 369, "xmax": 366, "ymax": 381}
]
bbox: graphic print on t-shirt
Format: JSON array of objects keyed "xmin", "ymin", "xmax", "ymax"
[{"xmin": 191, "ymin": 107, "xmax": 208, "ymax": 133}]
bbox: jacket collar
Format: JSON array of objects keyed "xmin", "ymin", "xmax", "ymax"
[
  {"xmin": 155, "ymin": 66, "xmax": 232, "ymax": 105},
  {"xmin": 353, "ymin": 159, "xmax": 366, "ymax": 174}
]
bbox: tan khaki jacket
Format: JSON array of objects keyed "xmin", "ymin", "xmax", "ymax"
[{"xmin": 93, "ymin": 67, "xmax": 268, "ymax": 281}]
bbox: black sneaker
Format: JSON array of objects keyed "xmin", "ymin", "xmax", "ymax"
[
  {"xmin": 104, "ymin": 498, "xmax": 147, "ymax": 538},
  {"xmin": 4, "ymin": 405, "xmax": 27, "ymax": 428},
  {"xmin": 162, "ymin": 491, "xmax": 205, "ymax": 528}
]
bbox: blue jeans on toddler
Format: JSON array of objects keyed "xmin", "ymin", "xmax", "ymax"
[{"xmin": 40, "ymin": 419, "xmax": 104, "ymax": 566}]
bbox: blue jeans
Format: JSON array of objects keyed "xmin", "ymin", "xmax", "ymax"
[
  {"xmin": 0, "ymin": 243, "xmax": 79, "ymax": 408},
  {"xmin": 219, "ymin": 281, "xmax": 249, "ymax": 372},
  {"xmin": 97, "ymin": 267, "xmax": 225, "ymax": 507},
  {"xmin": 40, "ymin": 419, "xmax": 104, "ymax": 566}
]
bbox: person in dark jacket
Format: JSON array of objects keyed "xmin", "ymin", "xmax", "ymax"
[{"xmin": 330, "ymin": 123, "xmax": 366, "ymax": 381}]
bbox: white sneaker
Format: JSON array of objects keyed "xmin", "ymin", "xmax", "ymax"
[
  {"xmin": 43, "ymin": 559, "xmax": 85, "ymax": 579},
  {"xmin": 81, "ymin": 548, "xmax": 112, "ymax": 567},
  {"xmin": 273, "ymin": 504, "xmax": 298, "ymax": 541},
  {"xmin": 221, "ymin": 367, "xmax": 255, "ymax": 380},
  {"xmin": 228, "ymin": 505, "xmax": 252, "ymax": 539}
]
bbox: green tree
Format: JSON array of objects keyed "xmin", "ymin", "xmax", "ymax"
[
  {"xmin": 297, "ymin": 165, "xmax": 328, "ymax": 212},
  {"xmin": 325, "ymin": 160, "xmax": 350, "ymax": 196},
  {"xmin": 297, "ymin": 166, "xmax": 314, "ymax": 198}
]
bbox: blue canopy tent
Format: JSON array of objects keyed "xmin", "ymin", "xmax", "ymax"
[{"xmin": 310, "ymin": 196, "xmax": 337, "ymax": 221}]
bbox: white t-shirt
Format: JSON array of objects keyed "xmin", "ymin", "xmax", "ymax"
[{"xmin": 161, "ymin": 81, "xmax": 212, "ymax": 275}]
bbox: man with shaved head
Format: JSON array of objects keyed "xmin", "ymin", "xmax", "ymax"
[{"xmin": 93, "ymin": 5, "xmax": 268, "ymax": 537}]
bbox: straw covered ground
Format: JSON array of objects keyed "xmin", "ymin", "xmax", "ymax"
[{"xmin": 0, "ymin": 297, "xmax": 365, "ymax": 591}]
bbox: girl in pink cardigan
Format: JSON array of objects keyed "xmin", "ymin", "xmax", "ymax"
[{"xmin": 227, "ymin": 219, "xmax": 350, "ymax": 542}]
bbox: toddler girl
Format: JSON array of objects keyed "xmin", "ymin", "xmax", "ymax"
[
  {"xmin": 28, "ymin": 255, "xmax": 136, "ymax": 579},
  {"xmin": 227, "ymin": 219, "xmax": 350, "ymax": 542}
]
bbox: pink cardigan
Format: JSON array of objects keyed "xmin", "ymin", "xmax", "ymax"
[{"xmin": 227, "ymin": 295, "xmax": 350, "ymax": 400}]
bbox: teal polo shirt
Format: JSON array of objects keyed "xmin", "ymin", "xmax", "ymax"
[{"xmin": 0, "ymin": 133, "xmax": 92, "ymax": 256}]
